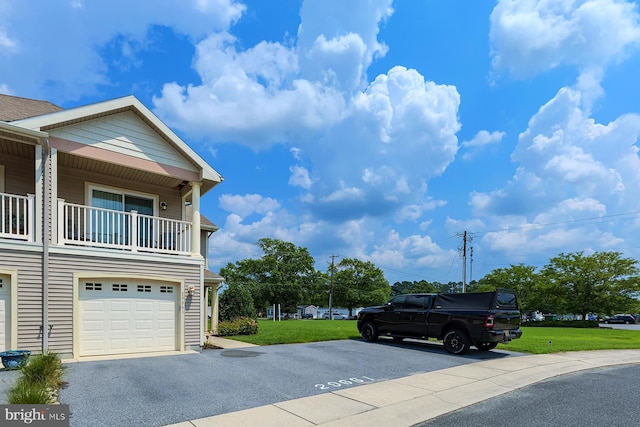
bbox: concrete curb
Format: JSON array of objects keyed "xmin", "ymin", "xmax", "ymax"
[{"xmin": 164, "ymin": 349, "xmax": 640, "ymax": 427}]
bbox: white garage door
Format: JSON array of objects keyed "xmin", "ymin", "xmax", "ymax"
[
  {"xmin": 0, "ymin": 276, "xmax": 9, "ymax": 352},
  {"xmin": 79, "ymin": 281, "xmax": 178, "ymax": 357}
]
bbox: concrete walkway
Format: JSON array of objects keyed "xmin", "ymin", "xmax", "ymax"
[
  {"xmin": 165, "ymin": 346, "xmax": 640, "ymax": 427},
  {"xmin": 205, "ymin": 335, "xmax": 258, "ymax": 349}
]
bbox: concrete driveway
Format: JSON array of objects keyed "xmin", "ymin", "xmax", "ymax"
[{"xmin": 59, "ymin": 338, "xmax": 517, "ymax": 427}]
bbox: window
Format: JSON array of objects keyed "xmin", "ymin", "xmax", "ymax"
[
  {"xmin": 137, "ymin": 285, "xmax": 151, "ymax": 293},
  {"xmin": 85, "ymin": 283, "xmax": 102, "ymax": 291},
  {"xmin": 88, "ymin": 185, "xmax": 156, "ymax": 245},
  {"xmin": 389, "ymin": 296, "xmax": 406, "ymax": 308},
  {"xmin": 112, "ymin": 284, "xmax": 128, "ymax": 292},
  {"xmin": 160, "ymin": 286, "xmax": 173, "ymax": 294},
  {"xmin": 496, "ymin": 292, "xmax": 518, "ymax": 309},
  {"xmin": 405, "ymin": 295, "xmax": 427, "ymax": 309}
]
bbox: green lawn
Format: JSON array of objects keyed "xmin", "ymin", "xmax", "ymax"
[
  {"xmin": 499, "ymin": 327, "xmax": 640, "ymax": 354},
  {"xmin": 228, "ymin": 319, "xmax": 361, "ymax": 345},
  {"xmin": 227, "ymin": 320, "xmax": 640, "ymax": 353}
]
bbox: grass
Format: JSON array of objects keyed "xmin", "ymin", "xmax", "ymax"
[
  {"xmin": 227, "ymin": 320, "xmax": 640, "ymax": 354},
  {"xmin": 7, "ymin": 352, "xmax": 64, "ymax": 404},
  {"xmin": 228, "ymin": 319, "xmax": 361, "ymax": 345},
  {"xmin": 499, "ymin": 327, "xmax": 640, "ymax": 354}
]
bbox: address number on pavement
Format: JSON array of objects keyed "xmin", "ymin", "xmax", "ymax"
[{"xmin": 314, "ymin": 376, "xmax": 375, "ymax": 390}]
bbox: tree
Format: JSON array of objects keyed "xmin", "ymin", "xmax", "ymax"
[
  {"xmin": 219, "ymin": 284, "xmax": 256, "ymax": 321},
  {"xmin": 219, "ymin": 238, "xmax": 320, "ymax": 315},
  {"xmin": 540, "ymin": 251, "xmax": 640, "ymax": 319},
  {"xmin": 332, "ymin": 258, "xmax": 391, "ymax": 317},
  {"xmin": 475, "ymin": 264, "xmax": 541, "ymax": 313},
  {"xmin": 391, "ymin": 280, "xmax": 438, "ymax": 296}
]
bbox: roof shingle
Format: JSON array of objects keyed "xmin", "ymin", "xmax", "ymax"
[{"xmin": 0, "ymin": 94, "xmax": 63, "ymax": 122}]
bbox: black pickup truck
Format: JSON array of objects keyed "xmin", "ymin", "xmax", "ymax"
[{"xmin": 357, "ymin": 290, "xmax": 522, "ymax": 354}]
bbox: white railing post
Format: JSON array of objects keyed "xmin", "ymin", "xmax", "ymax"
[
  {"xmin": 57, "ymin": 199, "xmax": 65, "ymax": 245},
  {"xmin": 26, "ymin": 194, "xmax": 35, "ymax": 242},
  {"xmin": 130, "ymin": 210, "xmax": 138, "ymax": 252}
]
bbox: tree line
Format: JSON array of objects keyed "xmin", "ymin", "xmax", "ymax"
[
  {"xmin": 219, "ymin": 238, "xmax": 391, "ymax": 320},
  {"xmin": 218, "ymin": 238, "xmax": 640, "ymax": 321}
]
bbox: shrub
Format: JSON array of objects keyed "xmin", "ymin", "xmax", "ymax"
[
  {"xmin": 20, "ymin": 352, "xmax": 64, "ymax": 389},
  {"xmin": 524, "ymin": 320, "xmax": 599, "ymax": 328},
  {"xmin": 7, "ymin": 352, "xmax": 64, "ymax": 404},
  {"xmin": 219, "ymin": 284, "xmax": 256, "ymax": 322},
  {"xmin": 8, "ymin": 381, "xmax": 51, "ymax": 404},
  {"xmin": 217, "ymin": 317, "xmax": 259, "ymax": 336}
]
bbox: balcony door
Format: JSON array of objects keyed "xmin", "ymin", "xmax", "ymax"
[{"xmin": 90, "ymin": 188, "xmax": 155, "ymax": 245}]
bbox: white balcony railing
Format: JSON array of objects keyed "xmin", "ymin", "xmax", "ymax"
[
  {"xmin": 58, "ymin": 200, "xmax": 192, "ymax": 255},
  {"xmin": 0, "ymin": 192, "xmax": 34, "ymax": 241}
]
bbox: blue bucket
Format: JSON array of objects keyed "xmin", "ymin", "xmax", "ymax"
[{"xmin": 0, "ymin": 350, "xmax": 32, "ymax": 370}]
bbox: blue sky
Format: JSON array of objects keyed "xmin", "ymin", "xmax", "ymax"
[{"xmin": 2, "ymin": 0, "xmax": 640, "ymax": 285}]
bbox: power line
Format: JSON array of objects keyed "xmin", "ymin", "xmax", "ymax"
[{"xmin": 472, "ymin": 211, "xmax": 640, "ymax": 236}]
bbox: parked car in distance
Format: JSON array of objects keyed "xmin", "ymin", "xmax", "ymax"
[
  {"xmin": 603, "ymin": 314, "xmax": 636, "ymax": 324},
  {"xmin": 302, "ymin": 313, "xmax": 314, "ymax": 319},
  {"xmin": 322, "ymin": 312, "xmax": 347, "ymax": 320}
]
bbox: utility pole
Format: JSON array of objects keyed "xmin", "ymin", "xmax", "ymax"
[
  {"xmin": 328, "ymin": 255, "xmax": 338, "ymax": 319},
  {"xmin": 470, "ymin": 246, "xmax": 474, "ymax": 285},
  {"xmin": 456, "ymin": 231, "xmax": 472, "ymax": 293}
]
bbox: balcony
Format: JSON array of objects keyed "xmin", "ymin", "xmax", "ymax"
[
  {"xmin": 0, "ymin": 192, "xmax": 34, "ymax": 242},
  {"xmin": 58, "ymin": 200, "xmax": 192, "ymax": 255}
]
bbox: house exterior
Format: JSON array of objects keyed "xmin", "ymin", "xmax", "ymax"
[{"xmin": 0, "ymin": 94, "xmax": 224, "ymax": 359}]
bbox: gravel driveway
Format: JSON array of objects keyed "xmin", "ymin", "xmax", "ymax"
[
  {"xmin": 0, "ymin": 369, "xmax": 21, "ymax": 403},
  {"xmin": 59, "ymin": 339, "xmax": 518, "ymax": 427}
]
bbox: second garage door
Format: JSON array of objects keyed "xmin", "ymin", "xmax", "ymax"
[{"xmin": 79, "ymin": 280, "xmax": 178, "ymax": 357}]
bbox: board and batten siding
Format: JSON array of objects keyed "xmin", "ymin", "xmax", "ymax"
[
  {"xmin": 56, "ymin": 165, "xmax": 184, "ymax": 220},
  {"xmin": 47, "ymin": 252, "xmax": 202, "ymax": 355},
  {"xmin": 0, "ymin": 249, "xmax": 43, "ymax": 351},
  {"xmin": 49, "ymin": 111, "xmax": 197, "ymax": 172}
]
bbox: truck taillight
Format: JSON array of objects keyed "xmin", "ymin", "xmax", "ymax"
[{"xmin": 484, "ymin": 315, "xmax": 495, "ymax": 329}]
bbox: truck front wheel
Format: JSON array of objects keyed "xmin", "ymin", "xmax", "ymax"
[
  {"xmin": 361, "ymin": 322, "xmax": 379, "ymax": 343},
  {"xmin": 443, "ymin": 329, "xmax": 470, "ymax": 354}
]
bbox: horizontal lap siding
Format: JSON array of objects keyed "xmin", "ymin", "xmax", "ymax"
[
  {"xmin": 48, "ymin": 253, "xmax": 202, "ymax": 354},
  {"xmin": 0, "ymin": 249, "xmax": 43, "ymax": 351},
  {"xmin": 2, "ymin": 151, "xmax": 35, "ymax": 195},
  {"xmin": 57, "ymin": 166, "xmax": 184, "ymax": 220},
  {"xmin": 51, "ymin": 112, "xmax": 197, "ymax": 171}
]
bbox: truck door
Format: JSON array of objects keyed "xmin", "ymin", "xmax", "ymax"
[
  {"xmin": 400, "ymin": 295, "xmax": 430, "ymax": 337},
  {"xmin": 376, "ymin": 295, "xmax": 406, "ymax": 334}
]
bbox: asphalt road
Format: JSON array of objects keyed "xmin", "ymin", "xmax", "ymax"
[
  {"xmin": 417, "ymin": 363, "xmax": 640, "ymax": 427},
  {"xmin": 58, "ymin": 338, "xmax": 516, "ymax": 427}
]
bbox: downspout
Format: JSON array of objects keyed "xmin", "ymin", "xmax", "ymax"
[{"xmin": 42, "ymin": 137, "xmax": 50, "ymax": 352}]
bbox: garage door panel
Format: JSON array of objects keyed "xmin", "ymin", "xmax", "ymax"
[{"xmin": 79, "ymin": 281, "xmax": 178, "ymax": 357}]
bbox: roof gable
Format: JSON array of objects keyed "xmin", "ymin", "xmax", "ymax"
[{"xmin": 12, "ymin": 95, "xmax": 222, "ymax": 190}]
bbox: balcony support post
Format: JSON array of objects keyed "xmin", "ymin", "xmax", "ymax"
[{"xmin": 190, "ymin": 182, "xmax": 201, "ymax": 257}]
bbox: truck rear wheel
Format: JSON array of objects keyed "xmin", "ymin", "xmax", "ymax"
[
  {"xmin": 476, "ymin": 342, "xmax": 498, "ymax": 351},
  {"xmin": 443, "ymin": 329, "xmax": 470, "ymax": 354},
  {"xmin": 361, "ymin": 322, "xmax": 379, "ymax": 343}
]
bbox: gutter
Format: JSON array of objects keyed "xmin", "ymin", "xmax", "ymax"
[{"xmin": 42, "ymin": 137, "xmax": 50, "ymax": 352}]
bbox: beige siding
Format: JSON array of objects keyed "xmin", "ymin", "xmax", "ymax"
[
  {"xmin": 48, "ymin": 253, "xmax": 202, "ymax": 354},
  {"xmin": 50, "ymin": 111, "xmax": 197, "ymax": 172},
  {"xmin": 0, "ymin": 249, "xmax": 43, "ymax": 351},
  {"xmin": 57, "ymin": 166, "xmax": 184, "ymax": 220},
  {"xmin": 1, "ymin": 151, "xmax": 36, "ymax": 196}
]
